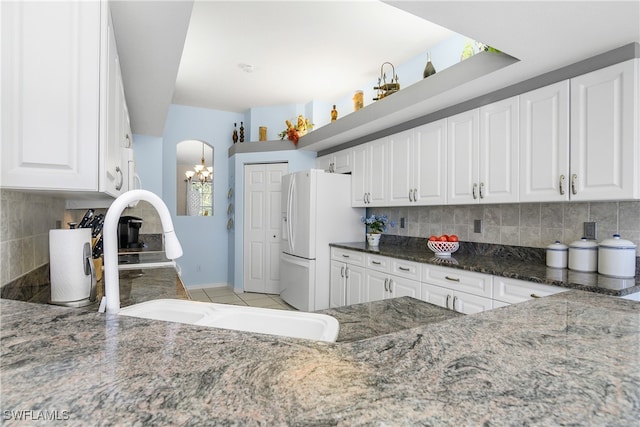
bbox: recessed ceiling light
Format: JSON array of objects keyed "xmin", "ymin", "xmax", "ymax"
[{"xmin": 238, "ymin": 63, "xmax": 254, "ymax": 73}]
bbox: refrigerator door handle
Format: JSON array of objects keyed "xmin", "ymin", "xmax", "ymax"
[{"xmin": 287, "ymin": 175, "xmax": 295, "ymax": 253}]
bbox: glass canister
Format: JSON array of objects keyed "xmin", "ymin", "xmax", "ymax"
[{"xmin": 546, "ymin": 240, "xmax": 568, "ymax": 269}]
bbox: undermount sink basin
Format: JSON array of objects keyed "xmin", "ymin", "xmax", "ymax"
[{"xmin": 118, "ymin": 299, "xmax": 339, "ymax": 342}]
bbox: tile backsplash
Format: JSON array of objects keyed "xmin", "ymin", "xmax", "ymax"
[
  {"xmin": 0, "ymin": 190, "xmax": 66, "ymax": 286},
  {"xmin": 0, "ymin": 190, "xmax": 162, "ymax": 288},
  {"xmin": 370, "ymin": 201, "xmax": 640, "ymax": 256}
]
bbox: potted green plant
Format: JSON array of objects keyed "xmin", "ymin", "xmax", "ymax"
[{"xmin": 361, "ymin": 214, "xmax": 394, "ymax": 246}]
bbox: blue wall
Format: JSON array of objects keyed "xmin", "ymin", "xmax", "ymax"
[
  {"xmin": 162, "ymin": 104, "xmax": 243, "ymax": 287},
  {"xmin": 132, "ymin": 134, "xmax": 163, "ymax": 196},
  {"xmin": 229, "ymin": 150, "xmax": 316, "ymax": 292}
]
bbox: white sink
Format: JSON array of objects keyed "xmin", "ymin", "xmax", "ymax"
[{"xmin": 118, "ymin": 299, "xmax": 339, "ymax": 342}]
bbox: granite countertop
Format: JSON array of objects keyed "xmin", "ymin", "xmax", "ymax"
[
  {"xmin": 1, "ymin": 290, "xmax": 638, "ymax": 425},
  {"xmin": 0, "ymin": 266, "xmax": 189, "ymax": 309},
  {"xmin": 331, "ymin": 240, "xmax": 640, "ymax": 297}
]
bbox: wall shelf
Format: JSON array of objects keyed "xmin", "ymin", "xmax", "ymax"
[{"xmin": 228, "ymin": 140, "xmax": 296, "ymax": 157}]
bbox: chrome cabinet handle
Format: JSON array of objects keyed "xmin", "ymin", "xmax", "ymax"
[
  {"xmin": 445, "ymin": 276, "xmax": 460, "ymax": 282},
  {"xmin": 571, "ymin": 174, "xmax": 577, "ymax": 195},
  {"xmin": 445, "ymin": 294, "xmax": 451, "ymax": 309},
  {"xmin": 559, "ymin": 174, "xmax": 566, "ymax": 195},
  {"xmin": 452, "ymin": 296, "xmax": 458, "ymax": 312},
  {"xmin": 342, "ymin": 254, "xmax": 350, "ymax": 258},
  {"xmin": 340, "ymin": 266, "xmax": 344, "ymax": 278},
  {"xmin": 398, "ymin": 266, "xmax": 410, "ymax": 271},
  {"xmin": 371, "ymin": 261, "xmax": 381, "ymax": 265},
  {"xmin": 472, "ymin": 183, "xmax": 478, "ymax": 199},
  {"xmin": 530, "ymin": 293, "xmax": 541, "ymax": 299},
  {"xmin": 408, "ymin": 189, "xmax": 413, "ymax": 202},
  {"xmin": 384, "ymin": 278, "xmax": 388, "ymax": 292},
  {"xmin": 345, "ymin": 267, "xmax": 349, "ymax": 279},
  {"xmin": 479, "ymin": 182, "xmax": 485, "ymax": 199},
  {"xmin": 388, "ymin": 279, "xmax": 393, "ymax": 293},
  {"xmin": 413, "ymin": 188, "xmax": 418, "ymax": 202}
]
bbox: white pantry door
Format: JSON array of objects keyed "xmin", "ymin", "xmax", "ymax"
[{"xmin": 243, "ymin": 163, "xmax": 288, "ymax": 294}]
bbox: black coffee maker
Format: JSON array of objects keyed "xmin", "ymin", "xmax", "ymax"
[{"xmin": 118, "ymin": 216, "xmax": 143, "ymax": 249}]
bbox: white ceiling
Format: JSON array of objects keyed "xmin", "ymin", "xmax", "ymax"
[{"xmin": 110, "ymin": 1, "xmax": 640, "ymax": 138}]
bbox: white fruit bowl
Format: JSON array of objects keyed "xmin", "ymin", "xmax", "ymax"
[{"xmin": 427, "ymin": 241, "xmax": 459, "ymax": 256}]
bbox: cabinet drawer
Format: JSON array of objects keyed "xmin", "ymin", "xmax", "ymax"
[
  {"xmin": 366, "ymin": 254, "xmax": 390, "ymax": 273},
  {"xmin": 493, "ymin": 277, "xmax": 568, "ymax": 304},
  {"xmin": 330, "ymin": 248, "xmax": 365, "ymax": 266},
  {"xmin": 391, "ymin": 259, "xmax": 421, "ymax": 281},
  {"xmin": 422, "ymin": 265, "xmax": 493, "ymax": 298}
]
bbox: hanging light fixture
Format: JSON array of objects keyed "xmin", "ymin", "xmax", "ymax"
[{"xmin": 185, "ymin": 143, "xmax": 213, "ymax": 183}]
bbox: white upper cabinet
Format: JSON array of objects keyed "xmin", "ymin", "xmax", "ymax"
[
  {"xmin": 447, "ymin": 97, "xmax": 519, "ymax": 204},
  {"xmin": 569, "ymin": 59, "xmax": 639, "ymax": 201},
  {"xmin": 519, "ymin": 81, "xmax": 570, "ymax": 202},
  {"xmin": 351, "ymin": 137, "xmax": 388, "ymax": 207},
  {"xmin": 315, "ymin": 149, "xmax": 352, "ymax": 174},
  {"xmin": 1, "ymin": 1, "xmax": 131, "ymax": 198},
  {"xmin": 478, "ymin": 96, "xmax": 519, "ymax": 203},
  {"xmin": 388, "ymin": 120, "xmax": 447, "ymax": 206},
  {"xmin": 447, "ymin": 109, "xmax": 480, "ymax": 204}
]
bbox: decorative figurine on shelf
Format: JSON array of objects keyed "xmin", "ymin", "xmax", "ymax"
[
  {"xmin": 373, "ymin": 62, "xmax": 400, "ymax": 101},
  {"xmin": 239, "ymin": 121, "xmax": 245, "ymax": 143},
  {"xmin": 232, "ymin": 123, "xmax": 238, "ymax": 144},
  {"xmin": 331, "ymin": 105, "xmax": 338, "ymax": 122},
  {"xmin": 278, "ymin": 115, "xmax": 314, "ymax": 145},
  {"xmin": 353, "ymin": 90, "xmax": 364, "ymax": 111},
  {"xmin": 423, "ymin": 52, "xmax": 436, "ymax": 79}
]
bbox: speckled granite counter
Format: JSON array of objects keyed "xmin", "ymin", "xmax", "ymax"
[
  {"xmin": 1, "ymin": 290, "xmax": 638, "ymax": 425},
  {"xmin": 0, "ymin": 266, "xmax": 188, "ymax": 309},
  {"xmin": 331, "ymin": 239, "xmax": 640, "ymax": 298},
  {"xmin": 318, "ymin": 296, "xmax": 463, "ymax": 342}
]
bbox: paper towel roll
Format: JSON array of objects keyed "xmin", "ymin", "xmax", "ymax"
[{"xmin": 49, "ymin": 228, "xmax": 92, "ymax": 304}]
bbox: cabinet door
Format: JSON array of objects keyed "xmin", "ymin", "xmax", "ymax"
[
  {"xmin": 413, "ymin": 120, "xmax": 447, "ymax": 205},
  {"xmin": 1, "ymin": 1, "xmax": 100, "ymax": 190},
  {"xmin": 316, "ymin": 154, "xmax": 333, "ymax": 173},
  {"xmin": 570, "ymin": 59, "xmax": 639, "ymax": 201},
  {"xmin": 519, "ymin": 81, "xmax": 570, "ymax": 202},
  {"xmin": 420, "ymin": 283, "xmax": 451, "ymax": 309},
  {"xmin": 365, "ymin": 270, "xmax": 388, "ymax": 302},
  {"xmin": 447, "ymin": 109, "xmax": 480, "ymax": 204},
  {"xmin": 345, "ymin": 264, "xmax": 366, "ymax": 305},
  {"xmin": 389, "ymin": 276, "xmax": 420, "ymax": 299},
  {"xmin": 329, "ymin": 260, "xmax": 346, "ymax": 308},
  {"xmin": 453, "ymin": 291, "xmax": 493, "ymax": 314},
  {"xmin": 333, "ymin": 149, "xmax": 352, "ymax": 174},
  {"xmin": 351, "ymin": 145, "xmax": 367, "ymax": 207},
  {"xmin": 102, "ymin": 18, "xmax": 125, "ymax": 197},
  {"xmin": 368, "ymin": 138, "xmax": 388, "ymax": 206},
  {"xmin": 479, "ymin": 96, "xmax": 519, "ymax": 203},
  {"xmin": 387, "ymin": 130, "xmax": 413, "ymax": 205}
]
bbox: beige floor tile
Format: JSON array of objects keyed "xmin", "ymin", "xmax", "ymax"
[
  {"xmin": 244, "ymin": 297, "xmax": 280, "ymax": 308},
  {"xmin": 188, "ymin": 290, "xmax": 211, "ymax": 302},
  {"xmin": 210, "ymin": 294, "xmax": 245, "ymax": 304},
  {"xmin": 240, "ymin": 292, "xmax": 279, "ymax": 301},
  {"xmin": 203, "ymin": 287, "xmax": 236, "ymax": 298}
]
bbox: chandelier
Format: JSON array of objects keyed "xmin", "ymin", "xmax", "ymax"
[{"xmin": 185, "ymin": 143, "xmax": 212, "ymax": 183}]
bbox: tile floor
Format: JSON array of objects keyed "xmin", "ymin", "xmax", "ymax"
[{"xmin": 188, "ymin": 286, "xmax": 297, "ymax": 311}]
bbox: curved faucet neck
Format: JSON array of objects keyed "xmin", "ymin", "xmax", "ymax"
[{"xmin": 101, "ymin": 190, "xmax": 183, "ymax": 314}]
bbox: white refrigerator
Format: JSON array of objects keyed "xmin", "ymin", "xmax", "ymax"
[{"xmin": 280, "ymin": 169, "xmax": 364, "ymax": 311}]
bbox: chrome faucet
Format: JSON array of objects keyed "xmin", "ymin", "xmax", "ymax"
[{"xmin": 99, "ymin": 190, "xmax": 183, "ymax": 314}]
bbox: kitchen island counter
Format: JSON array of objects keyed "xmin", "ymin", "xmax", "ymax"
[{"xmin": 2, "ymin": 290, "xmax": 638, "ymax": 425}]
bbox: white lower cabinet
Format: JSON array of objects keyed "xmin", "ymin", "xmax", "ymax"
[
  {"xmin": 420, "ymin": 264, "xmax": 494, "ymax": 314},
  {"xmin": 493, "ymin": 276, "xmax": 568, "ymax": 304},
  {"xmin": 363, "ymin": 254, "xmax": 421, "ymax": 303},
  {"xmin": 330, "ymin": 248, "xmax": 366, "ymax": 308}
]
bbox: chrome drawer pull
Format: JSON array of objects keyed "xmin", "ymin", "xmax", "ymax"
[
  {"xmin": 342, "ymin": 254, "xmax": 350, "ymax": 258},
  {"xmin": 398, "ymin": 266, "xmax": 410, "ymax": 271},
  {"xmin": 371, "ymin": 261, "xmax": 381, "ymax": 265},
  {"xmin": 530, "ymin": 293, "xmax": 541, "ymax": 299},
  {"xmin": 445, "ymin": 276, "xmax": 460, "ymax": 282}
]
